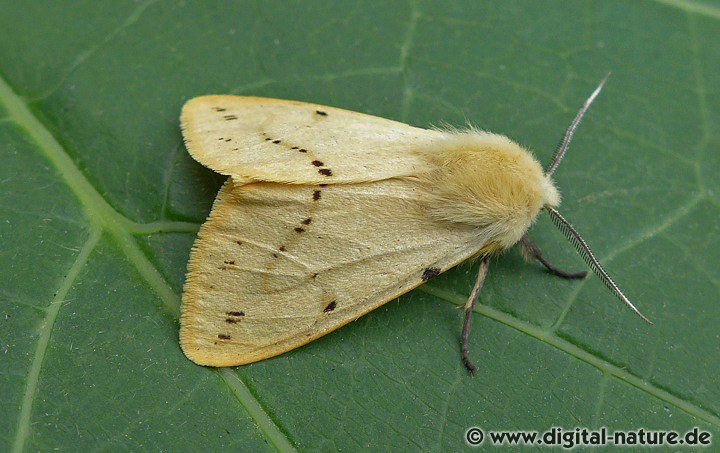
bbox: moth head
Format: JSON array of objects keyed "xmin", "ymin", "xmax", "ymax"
[{"xmin": 540, "ymin": 176, "xmax": 561, "ymax": 209}]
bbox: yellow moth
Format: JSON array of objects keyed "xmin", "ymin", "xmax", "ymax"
[{"xmin": 179, "ymin": 75, "xmax": 651, "ymax": 373}]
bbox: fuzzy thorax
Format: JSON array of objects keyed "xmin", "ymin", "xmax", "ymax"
[{"xmin": 418, "ymin": 130, "xmax": 560, "ymax": 252}]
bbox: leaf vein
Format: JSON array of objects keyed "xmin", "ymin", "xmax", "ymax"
[
  {"xmin": 31, "ymin": 0, "xmax": 161, "ymax": 102},
  {"xmin": 419, "ymin": 284, "xmax": 720, "ymax": 427},
  {"xmin": 12, "ymin": 228, "xmax": 101, "ymax": 453},
  {"xmin": 217, "ymin": 369, "xmax": 297, "ymax": 453}
]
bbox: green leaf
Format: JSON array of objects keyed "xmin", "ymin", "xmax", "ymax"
[{"xmin": 2, "ymin": 1, "xmax": 718, "ymax": 450}]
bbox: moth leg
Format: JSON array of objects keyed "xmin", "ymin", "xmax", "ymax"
[
  {"xmin": 519, "ymin": 235, "xmax": 588, "ymax": 279},
  {"xmin": 461, "ymin": 257, "xmax": 490, "ymax": 375}
]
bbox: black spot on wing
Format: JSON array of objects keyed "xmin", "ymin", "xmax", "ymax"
[
  {"xmin": 213, "ymin": 107, "xmax": 226, "ymax": 112},
  {"xmin": 312, "ymin": 190, "xmax": 321, "ymax": 201},
  {"xmin": 318, "ymin": 168, "xmax": 333, "ymax": 176},
  {"xmin": 224, "ymin": 114, "xmax": 238, "ymax": 120},
  {"xmin": 311, "ymin": 160, "xmax": 324, "ymax": 167},
  {"xmin": 315, "ymin": 110, "xmax": 328, "ymax": 116},
  {"xmin": 295, "ymin": 216, "xmax": 312, "ymax": 232},
  {"xmin": 421, "ymin": 267, "xmax": 441, "ymax": 281},
  {"xmin": 217, "ymin": 334, "xmax": 231, "ymax": 340},
  {"xmin": 225, "ymin": 312, "xmax": 245, "ymax": 324},
  {"xmin": 262, "ymin": 135, "xmax": 315, "ymax": 154},
  {"xmin": 323, "ymin": 301, "xmax": 337, "ymax": 312}
]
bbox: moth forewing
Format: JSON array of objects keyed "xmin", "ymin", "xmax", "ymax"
[{"xmin": 180, "ymin": 95, "xmax": 438, "ymax": 183}]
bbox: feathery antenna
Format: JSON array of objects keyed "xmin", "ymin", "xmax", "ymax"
[
  {"xmin": 546, "ymin": 207, "xmax": 653, "ymax": 324},
  {"xmin": 545, "ymin": 73, "xmax": 610, "ymax": 177}
]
